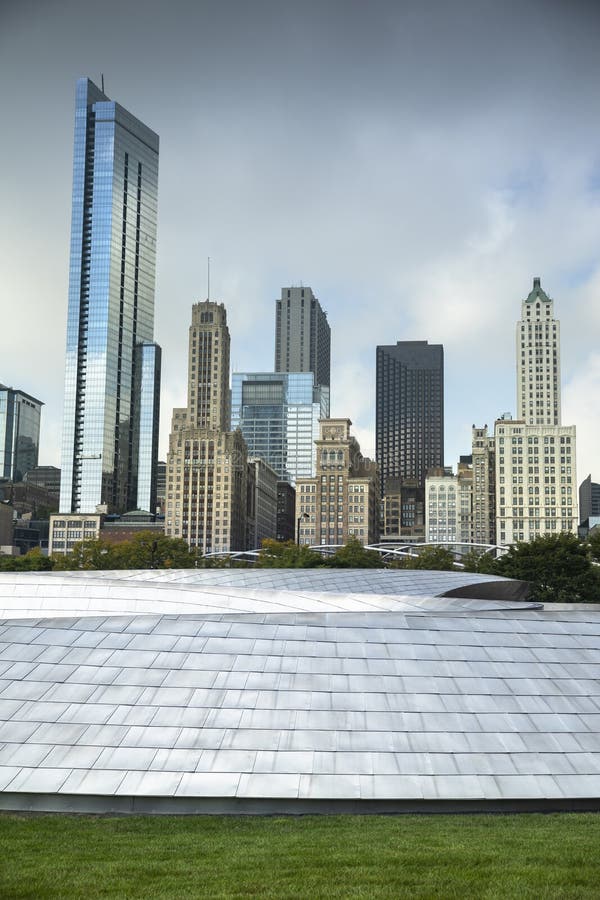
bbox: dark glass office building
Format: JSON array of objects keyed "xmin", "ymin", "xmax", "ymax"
[
  {"xmin": 376, "ymin": 341, "xmax": 444, "ymax": 495},
  {"xmin": 0, "ymin": 385, "xmax": 43, "ymax": 483},
  {"xmin": 59, "ymin": 78, "xmax": 161, "ymax": 514}
]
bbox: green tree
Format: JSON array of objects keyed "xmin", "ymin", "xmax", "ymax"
[
  {"xmin": 495, "ymin": 532, "xmax": 600, "ymax": 603},
  {"xmin": 328, "ymin": 537, "xmax": 382, "ymax": 568},
  {"xmin": 460, "ymin": 548, "xmax": 499, "ymax": 574},
  {"xmin": 392, "ymin": 545, "xmax": 456, "ymax": 571},
  {"xmin": 256, "ymin": 539, "xmax": 324, "ymax": 568},
  {"xmin": 52, "ymin": 539, "xmax": 120, "ymax": 571},
  {"xmin": 112, "ymin": 532, "xmax": 200, "ymax": 569}
]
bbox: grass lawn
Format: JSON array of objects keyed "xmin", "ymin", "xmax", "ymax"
[{"xmin": 0, "ymin": 812, "xmax": 599, "ymax": 898}]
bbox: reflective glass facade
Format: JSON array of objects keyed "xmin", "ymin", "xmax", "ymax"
[
  {"xmin": 60, "ymin": 79, "xmax": 160, "ymax": 514},
  {"xmin": 0, "ymin": 385, "xmax": 43, "ymax": 482},
  {"xmin": 231, "ymin": 372, "xmax": 329, "ymax": 485},
  {"xmin": 131, "ymin": 342, "xmax": 161, "ymax": 513}
]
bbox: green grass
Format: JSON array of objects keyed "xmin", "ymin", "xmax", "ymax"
[{"xmin": 0, "ymin": 812, "xmax": 599, "ymax": 898}]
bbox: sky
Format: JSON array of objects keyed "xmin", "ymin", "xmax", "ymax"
[{"xmin": 2, "ymin": 0, "xmax": 600, "ymax": 484}]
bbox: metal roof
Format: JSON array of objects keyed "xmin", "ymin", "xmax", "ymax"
[{"xmin": 0, "ymin": 570, "xmax": 598, "ymax": 813}]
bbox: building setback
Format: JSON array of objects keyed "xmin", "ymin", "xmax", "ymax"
[
  {"xmin": 0, "ymin": 385, "xmax": 43, "ymax": 483},
  {"xmin": 296, "ymin": 419, "xmax": 379, "ymax": 546},
  {"xmin": 376, "ymin": 341, "xmax": 444, "ymax": 495},
  {"xmin": 59, "ymin": 78, "xmax": 161, "ymax": 515},
  {"xmin": 275, "ymin": 286, "xmax": 331, "ymax": 393},
  {"xmin": 517, "ymin": 277, "xmax": 560, "ymax": 426}
]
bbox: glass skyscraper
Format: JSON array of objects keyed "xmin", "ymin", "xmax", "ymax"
[
  {"xmin": 231, "ymin": 372, "xmax": 329, "ymax": 485},
  {"xmin": 60, "ymin": 78, "xmax": 161, "ymax": 514},
  {"xmin": 0, "ymin": 385, "xmax": 43, "ymax": 483}
]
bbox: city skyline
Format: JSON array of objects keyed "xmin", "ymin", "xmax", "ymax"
[{"xmin": 3, "ymin": 1, "xmax": 600, "ymax": 484}]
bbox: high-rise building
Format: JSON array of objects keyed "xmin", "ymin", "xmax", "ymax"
[
  {"xmin": 296, "ymin": 419, "xmax": 379, "ymax": 546},
  {"xmin": 495, "ymin": 279, "xmax": 577, "ymax": 545},
  {"xmin": 165, "ymin": 301, "xmax": 248, "ymax": 554},
  {"xmin": 517, "ymin": 277, "xmax": 561, "ymax": 426},
  {"xmin": 59, "ymin": 78, "xmax": 161, "ymax": 515},
  {"xmin": 275, "ymin": 286, "xmax": 331, "ymax": 392},
  {"xmin": 376, "ymin": 341, "xmax": 444, "ymax": 495},
  {"xmin": 231, "ymin": 372, "xmax": 329, "ymax": 484},
  {"xmin": 471, "ymin": 425, "xmax": 496, "ymax": 545},
  {"xmin": 579, "ymin": 474, "xmax": 600, "ymax": 525},
  {"xmin": 23, "ymin": 466, "xmax": 61, "ymax": 499},
  {"xmin": 246, "ymin": 457, "xmax": 278, "ymax": 550},
  {"xmin": 0, "ymin": 385, "xmax": 43, "ymax": 483}
]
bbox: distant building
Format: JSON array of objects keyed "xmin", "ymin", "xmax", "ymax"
[
  {"xmin": 231, "ymin": 372, "xmax": 328, "ymax": 484},
  {"xmin": 0, "ymin": 504, "xmax": 14, "ymax": 552},
  {"xmin": 296, "ymin": 419, "xmax": 379, "ymax": 546},
  {"xmin": 376, "ymin": 341, "xmax": 444, "ymax": 495},
  {"xmin": 275, "ymin": 286, "xmax": 330, "ymax": 391},
  {"xmin": 165, "ymin": 301, "xmax": 248, "ymax": 554},
  {"xmin": 494, "ymin": 419, "xmax": 577, "ymax": 545},
  {"xmin": 495, "ymin": 279, "xmax": 577, "ymax": 545},
  {"xmin": 0, "ymin": 385, "xmax": 43, "ymax": 483},
  {"xmin": 381, "ymin": 477, "xmax": 425, "ymax": 543},
  {"xmin": 425, "ymin": 463, "xmax": 473, "ymax": 545},
  {"xmin": 49, "ymin": 513, "xmax": 102, "ymax": 555},
  {"xmin": 276, "ymin": 481, "xmax": 296, "ymax": 542},
  {"xmin": 59, "ymin": 78, "xmax": 161, "ymax": 515},
  {"xmin": 471, "ymin": 426, "xmax": 496, "ymax": 545},
  {"xmin": 517, "ymin": 277, "xmax": 560, "ymax": 426},
  {"xmin": 23, "ymin": 466, "xmax": 61, "ymax": 499},
  {"xmin": 156, "ymin": 461, "xmax": 167, "ymax": 514},
  {"xmin": 246, "ymin": 458, "xmax": 278, "ymax": 550},
  {"xmin": 579, "ymin": 474, "xmax": 600, "ymax": 525}
]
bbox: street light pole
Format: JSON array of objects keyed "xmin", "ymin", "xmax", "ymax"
[{"xmin": 296, "ymin": 512, "xmax": 309, "ymax": 545}]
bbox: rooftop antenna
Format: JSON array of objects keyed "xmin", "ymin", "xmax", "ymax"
[
  {"xmin": 101, "ymin": 73, "xmax": 105, "ymax": 93},
  {"xmin": 207, "ymin": 256, "xmax": 210, "ymax": 300}
]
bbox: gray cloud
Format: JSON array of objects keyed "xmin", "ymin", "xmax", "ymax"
[{"xmin": 1, "ymin": 0, "xmax": 600, "ymax": 482}]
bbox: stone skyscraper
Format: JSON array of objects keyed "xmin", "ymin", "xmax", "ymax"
[
  {"xmin": 495, "ymin": 279, "xmax": 576, "ymax": 545},
  {"xmin": 275, "ymin": 286, "xmax": 331, "ymax": 395},
  {"xmin": 59, "ymin": 78, "xmax": 161, "ymax": 515},
  {"xmin": 165, "ymin": 301, "xmax": 248, "ymax": 554},
  {"xmin": 376, "ymin": 340, "xmax": 444, "ymax": 495},
  {"xmin": 516, "ymin": 277, "xmax": 561, "ymax": 426}
]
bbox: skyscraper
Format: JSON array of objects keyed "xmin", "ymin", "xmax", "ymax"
[
  {"xmin": 165, "ymin": 301, "xmax": 248, "ymax": 554},
  {"xmin": 495, "ymin": 279, "xmax": 577, "ymax": 544},
  {"xmin": 275, "ymin": 286, "xmax": 331, "ymax": 394},
  {"xmin": 0, "ymin": 385, "xmax": 43, "ymax": 483},
  {"xmin": 59, "ymin": 78, "xmax": 161, "ymax": 515},
  {"xmin": 231, "ymin": 372, "xmax": 329, "ymax": 484},
  {"xmin": 516, "ymin": 277, "xmax": 561, "ymax": 425},
  {"xmin": 376, "ymin": 340, "xmax": 444, "ymax": 495}
]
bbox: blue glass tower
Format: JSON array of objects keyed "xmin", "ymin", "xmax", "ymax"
[
  {"xmin": 231, "ymin": 372, "xmax": 329, "ymax": 485},
  {"xmin": 0, "ymin": 385, "xmax": 43, "ymax": 483},
  {"xmin": 60, "ymin": 78, "xmax": 160, "ymax": 514}
]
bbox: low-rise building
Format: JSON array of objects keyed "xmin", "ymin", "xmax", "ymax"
[
  {"xmin": 296, "ymin": 419, "xmax": 379, "ymax": 546},
  {"xmin": 49, "ymin": 514, "xmax": 102, "ymax": 555}
]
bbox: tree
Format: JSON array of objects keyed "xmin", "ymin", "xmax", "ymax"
[
  {"xmin": 495, "ymin": 532, "xmax": 600, "ymax": 604},
  {"xmin": 461, "ymin": 548, "xmax": 499, "ymax": 574},
  {"xmin": 328, "ymin": 537, "xmax": 382, "ymax": 568},
  {"xmin": 52, "ymin": 539, "xmax": 120, "ymax": 571},
  {"xmin": 256, "ymin": 539, "xmax": 324, "ymax": 568},
  {"xmin": 111, "ymin": 532, "xmax": 200, "ymax": 569},
  {"xmin": 0, "ymin": 547, "xmax": 53, "ymax": 571},
  {"xmin": 392, "ymin": 545, "xmax": 456, "ymax": 571}
]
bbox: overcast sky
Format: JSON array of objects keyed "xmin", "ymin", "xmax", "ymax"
[{"xmin": 2, "ymin": 0, "xmax": 600, "ymax": 483}]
